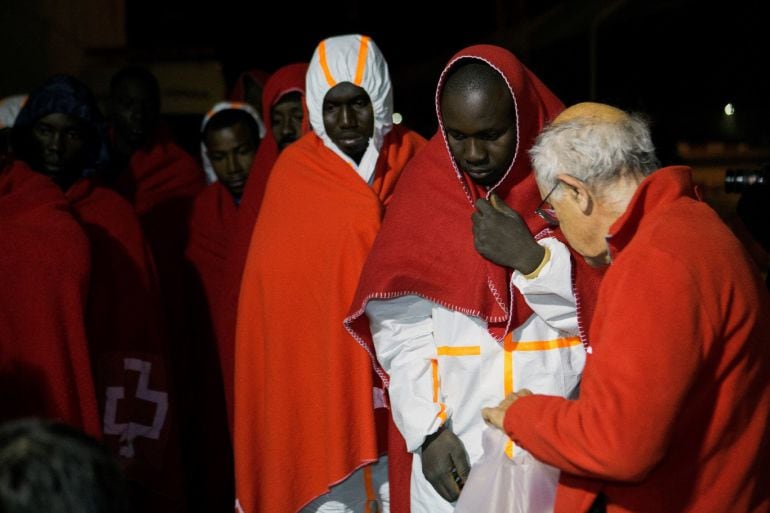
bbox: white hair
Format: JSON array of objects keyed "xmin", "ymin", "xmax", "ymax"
[{"xmin": 529, "ymin": 112, "xmax": 659, "ymax": 196}]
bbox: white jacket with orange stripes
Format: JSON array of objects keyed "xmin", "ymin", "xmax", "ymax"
[{"xmin": 365, "ymin": 236, "xmax": 583, "ymax": 513}]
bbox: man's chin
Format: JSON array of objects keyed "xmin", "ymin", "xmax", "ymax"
[
  {"xmin": 226, "ymin": 184, "xmax": 244, "ymax": 198},
  {"xmin": 464, "ymin": 168, "xmax": 503, "ymax": 187},
  {"xmin": 42, "ymin": 164, "xmax": 65, "ymax": 176},
  {"xmin": 332, "ymin": 135, "xmax": 368, "ymax": 159},
  {"xmin": 124, "ymin": 130, "xmax": 149, "ymax": 148}
]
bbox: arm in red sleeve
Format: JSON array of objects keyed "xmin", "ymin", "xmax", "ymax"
[{"xmin": 503, "ymin": 249, "xmax": 707, "ymax": 482}]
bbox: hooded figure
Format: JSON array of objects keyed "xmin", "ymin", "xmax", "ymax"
[
  {"xmin": 185, "ymin": 99, "xmax": 265, "ymax": 429},
  {"xmin": 233, "ymin": 34, "xmax": 426, "ymax": 513},
  {"xmin": 105, "ymin": 66, "xmax": 207, "ymax": 377},
  {"xmin": 198, "ymin": 101, "xmax": 264, "ymax": 185},
  {"xmin": 344, "ymin": 45, "xmax": 605, "ymax": 513},
  {"xmin": 13, "ymin": 75, "xmax": 109, "ymax": 188},
  {"xmin": 215, "ymin": 62, "xmax": 310, "ymax": 433},
  {"xmin": 187, "ymin": 101, "xmax": 264, "ymax": 318},
  {"xmin": 13, "ymin": 74, "xmax": 188, "ymax": 513}
]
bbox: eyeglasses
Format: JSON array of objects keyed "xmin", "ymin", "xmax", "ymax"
[{"xmin": 535, "ymin": 181, "xmax": 561, "ymax": 226}]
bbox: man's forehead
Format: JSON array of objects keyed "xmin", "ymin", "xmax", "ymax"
[
  {"xmin": 274, "ymin": 91, "xmax": 302, "ymax": 107},
  {"xmin": 206, "ymin": 121, "xmax": 254, "ymax": 140},
  {"xmin": 36, "ymin": 112, "xmax": 84, "ymax": 129},
  {"xmin": 113, "ymin": 78, "xmax": 156, "ymax": 98},
  {"xmin": 324, "ymin": 82, "xmax": 368, "ymax": 102}
]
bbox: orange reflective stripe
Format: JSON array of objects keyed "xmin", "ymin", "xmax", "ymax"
[
  {"xmin": 500, "ymin": 333, "xmax": 581, "ymax": 460},
  {"xmin": 432, "ymin": 359, "xmax": 439, "ymax": 402},
  {"xmin": 504, "ymin": 335, "xmax": 515, "ymax": 457},
  {"xmin": 204, "ymin": 106, "xmax": 218, "ymax": 121},
  {"xmin": 363, "ymin": 465, "xmax": 375, "ymax": 513},
  {"xmin": 353, "ymin": 35, "xmax": 370, "ymax": 86},
  {"xmin": 432, "ymin": 359, "xmax": 447, "ymax": 421},
  {"xmin": 505, "ymin": 439, "xmax": 514, "ymax": 458},
  {"xmin": 501, "ymin": 333, "xmax": 580, "ymax": 403},
  {"xmin": 318, "ymin": 40, "xmax": 336, "ymax": 87},
  {"xmin": 504, "ymin": 343, "xmax": 513, "ymax": 396},
  {"xmin": 436, "ymin": 346, "xmax": 481, "ymax": 356},
  {"xmin": 504, "ymin": 334, "xmax": 581, "ymax": 352}
]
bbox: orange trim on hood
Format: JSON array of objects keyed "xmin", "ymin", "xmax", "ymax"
[{"xmin": 318, "ymin": 40, "xmax": 336, "ymax": 87}]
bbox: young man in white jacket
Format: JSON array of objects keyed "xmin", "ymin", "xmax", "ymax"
[{"xmin": 345, "ymin": 45, "xmax": 604, "ymax": 513}]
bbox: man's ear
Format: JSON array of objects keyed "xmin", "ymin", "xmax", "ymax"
[{"xmin": 557, "ymin": 174, "xmax": 593, "ymax": 215}]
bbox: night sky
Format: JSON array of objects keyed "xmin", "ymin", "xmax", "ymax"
[{"xmin": 126, "ymin": 0, "xmax": 770, "ymax": 158}]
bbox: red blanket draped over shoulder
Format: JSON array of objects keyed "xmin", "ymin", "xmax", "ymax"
[
  {"xmin": 234, "ymin": 125, "xmax": 426, "ymax": 513},
  {"xmin": 66, "ymin": 178, "xmax": 187, "ymax": 513},
  {"xmin": 0, "ymin": 160, "xmax": 100, "ymax": 436}
]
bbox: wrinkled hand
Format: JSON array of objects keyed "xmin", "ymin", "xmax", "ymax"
[
  {"xmin": 421, "ymin": 426, "xmax": 471, "ymax": 503},
  {"xmin": 472, "ymin": 193, "xmax": 545, "ymax": 274},
  {"xmin": 482, "ymin": 389, "xmax": 533, "ymax": 430}
]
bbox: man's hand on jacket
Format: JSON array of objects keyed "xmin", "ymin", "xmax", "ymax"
[
  {"xmin": 472, "ymin": 193, "xmax": 545, "ymax": 274},
  {"xmin": 420, "ymin": 425, "xmax": 470, "ymax": 502}
]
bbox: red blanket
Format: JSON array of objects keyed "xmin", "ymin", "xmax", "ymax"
[
  {"xmin": 112, "ymin": 134, "xmax": 205, "ymax": 285},
  {"xmin": 0, "ymin": 161, "xmax": 99, "ymax": 436},
  {"xmin": 111, "ymin": 134, "xmax": 233, "ymax": 512},
  {"xmin": 186, "ymin": 181, "xmax": 238, "ymax": 334},
  {"xmin": 234, "ymin": 126, "xmax": 426, "ymax": 513},
  {"xmin": 182, "ymin": 181, "xmax": 242, "ymax": 511},
  {"xmin": 113, "ymin": 132, "xmax": 204, "ymax": 216},
  {"xmin": 185, "ymin": 182, "xmax": 238, "ymax": 437},
  {"xmin": 66, "ymin": 178, "xmax": 188, "ymax": 512},
  {"xmin": 111, "ymin": 133, "xmax": 205, "ymax": 333}
]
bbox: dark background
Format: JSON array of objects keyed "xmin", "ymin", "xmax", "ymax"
[{"xmin": 125, "ymin": 0, "xmax": 770, "ymax": 160}]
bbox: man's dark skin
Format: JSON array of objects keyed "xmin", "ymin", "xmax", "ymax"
[
  {"xmin": 420, "ymin": 62, "xmax": 548, "ymax": 503},
  {"xmin": 203, "ymin": 120, "xmax": 259, "ymax": 200},
  {"xmin": 271, "ymin": 91, "xmax": 304, "ymax": 151},
  {"xmin": 27, "ymin": 112, "xmax": 91, "ymax": 191},
  {"xmin": 322, "ymin": 81, "xmax": 373, "ymax": 165},
  {"xmin": 108, "ymin": 68, "xmax": 161, "ymax": 166}
]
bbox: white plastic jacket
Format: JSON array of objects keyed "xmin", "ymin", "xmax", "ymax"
[{"xmin": 366, "ymin": 237, "xmax": 584, "ymax": 513}]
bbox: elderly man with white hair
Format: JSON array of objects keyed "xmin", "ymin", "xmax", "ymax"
[{"xmin": 483, "ymin": 102, "xmax": 770, "ymax": 513}]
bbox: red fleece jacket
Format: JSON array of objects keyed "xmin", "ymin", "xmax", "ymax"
[{"xmin": 505, "ymin": 166, "xmax": 770, "ymax": 513}]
